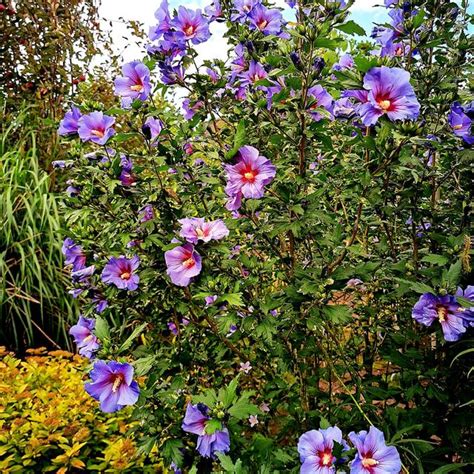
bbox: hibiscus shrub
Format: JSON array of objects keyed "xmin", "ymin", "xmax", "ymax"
[{"xmin": 57, "ymin": 0, "xmax": 473, "ymax": 472}]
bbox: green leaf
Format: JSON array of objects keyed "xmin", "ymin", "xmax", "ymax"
[
  {"xmin": 412, "ymin": 9, "xmax": 425, "ymax": 29},
  {"xmin": 205, "ymin": 419, "xmax": 223, "ymax": 435},
  {"xmin": 336, "ymin": 20, "xmax": 366, "ymax": 36},
  {"xmin": 322, "ymin": 305, "xmax": 352, "ymax": 324},
  {"xmin": 161, "ymin": 439, "xmax": 184, "ymax": 465},
  {"xmin": 421, "ymin": 254, "xmax": 448, "ymax": 266},
  {"xmin": 225, "ymin": 120, "xmax": 246, "ymax": 159},
  {"xmin": 219, "ymin": 376, "xmax": 240, "ymax": 408},
  {"xmin": 94, "ymin": 316, "xmax": 110, "ymax": 340},
  {"xmin": 395, "ymin": 278, "xmax": 434, "ymax": 294},
  {"xmin": 432, "ymin": 464, "xmax": 469, "ymax": 474},
  {"xmin": 193, "ymin": 389, "xmax": 218, "ymax": 407},
  {"xmin": 273, "ymin": 449, "xmax": 293, "ymax": 463},
  {"xmin": 445, "ymin": 260, "xmax": 462, "ymax": 288},
  {"xmin": 133, "ymin": 355, "xmax": 156, "ymax": 376},
  {"xmin": 217, "ymin": 453, "xmax": 236, "ymax": 471},
  {"xmin": 314, "ymin": 38, "xmax": 342, "ymax": 50},
  {"xmin": 319, "ymin": 417, "xmax": 331, "ymax": 429},
  {"xmin": 119, "ymin": 322, "xmax": 148, "ymax": 353},
  {"xmin": 390, "ymin": 424, "xmax": 423, "ymax": 442},
  {"xmin": 228, "ymin": 393, "xmax": 259, "ymax": 420},
  {"xmin": 220, "ymin": 293, "xmax": 244, "ymax": 307},
  {"xmin": 353, "ymin": 56, "xmax": 379, "ymax": 73},
  {"xmin": 113, "ymin": 132, "xmax": 139, "ymax": 143}
]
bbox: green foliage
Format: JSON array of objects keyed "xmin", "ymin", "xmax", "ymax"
[
  {"xmin": 0, "ymin": 0, "xmax": 114, "ymax": 168},
  {"xmin": 0, "ymin": 112, "xmax": 76, "ymax": 350}
]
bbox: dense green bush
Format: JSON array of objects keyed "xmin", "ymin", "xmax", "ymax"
[{"xmin": 58, "ymin": 0, "xmax": 473, "ymax": 472}]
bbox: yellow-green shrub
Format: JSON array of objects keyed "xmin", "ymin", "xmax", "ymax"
[{"xmin": 0, "ymin": 348, "xmax": 165, "ymax": 473}]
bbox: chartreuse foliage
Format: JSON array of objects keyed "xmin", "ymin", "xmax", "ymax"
[
  {"xmin": 58, "ymin": 0, "xmax": 473, "ymax": 472},
  {"xmin": 0, "ymin": 347, "xmax": 164, "ymax": 472}
]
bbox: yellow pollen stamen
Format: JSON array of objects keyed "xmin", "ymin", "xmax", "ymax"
[
  {"xmin": 183, "ymin": 257, "xmax": 195, "ymax": 268},
  {"xmin": 184, "ymin": 25, "xmax": 195, "ymax": 36},
  {"xmin": 112, "ymin": 375, "xmax": 123, "ymax": 393},
  {"xmin": 361, "ymin": 458, "xmax": 379, "ymax": 468},
  {"xmin": 437, "ymin": 307, "xmax": 447, "ymax": 322},
  {"xmin": 121, "ymin": 272, "xmax": 131, "ymax": 280},
  {"xmin": 244, "ymin": 171, "xmax": 255, "ymax": 181},
  {"xmin": 83, "ymin": 334, "xmax": 94, "ymax": 343},
  {"xmin": 130, "ymin": 84, "xmax": 143, "ymax": 92},
  {"xmin": 379, "ymin": 99, "xmax": 391, "ymax": 111},
  {"xmin": 196, "ymin": 228, "xmax": 205, "ymax": 237},
  {"xmin": 453, "ymin": 124, "xmax": 463, "ymax": 130},
  {"xmin": 258, "ymin": 20, "xmax": 268, "ymax": 30},
  {"xmin": 91, "ymin": 130, "xmax": 105, "ymax": 138},
  {"xmin": 321, "ymin": 452, "xmax": 332, "ymax": 466}
]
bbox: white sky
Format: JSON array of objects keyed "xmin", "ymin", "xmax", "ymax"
[{"xmin": 100, "ymin": 0, "xmax": 382, "ymax": 64}]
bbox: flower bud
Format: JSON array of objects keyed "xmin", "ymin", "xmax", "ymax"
[
  {"xmin": 290, "ymin": 51, "xmax": 303, "ymax": 70},
  {"xmin": 312, "ymin": 57, "xmax": 325, "ymax": 76},
  {"xmin": 141, "ymin": 124, "xmax": 152, "ymax": 140}
]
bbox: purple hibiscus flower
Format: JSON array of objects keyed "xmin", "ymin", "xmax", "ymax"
[
  {"xmin": 85, "ymin": 360, "xmax": 140, "ymax": 413},
  {"xmin": 159, "ymin": 62, "xmax": 185, "ymax": 85},
  {"xmin": 172, "ymin": 7, "xmax": 211, "ymax": 44},
  {"xmin": 206, "ymin": 67, "xmax": 220, "ymax": 83},
  {"xmin": 448, "ymin": 102, "xmax": 474, "ymax": 145},
  {"xmin": 248, "ymin": 4, "xmax": 283, "ymax": 36},
  {"xmin": 349, "ymin": 426, "xmax": 401, "ymax": 474},
  {"xmin": 93, "ymin": 294, "xmax": 108, "ymax": 313},
  {"xmin": 238, "ymin": 60, "xmax": 267, "ymax": 87},
  {"xmin": 170, "ymin": 461, "xmax": 182, "ymax": 474},
  {"xmin": 380, "ymin": 41, "xmax": 411, "ymax": 58},
  {"xmin": 229, "ymin": 44, "xmax": 247, "ymax": 82},
  {"xmin": 224, "ymin": 145, "xmax": 276, "ymax": 211},
  {"xmin": 205, "ymin": 295, "xmax": 218, "ymax": 306},
  {"xmin": 178, "ymin": 217, "xmax": 229, "ymax": 244},
  {"xmin": 149, "ymin": 0, "xmax": 171, "ymax": 41},
  {"xmin": 412, "ymin": 293, "xmax": 468, "ymax": 342},
  {"xmin": 114, "ymin": 61, "xmax": 151, "ymax": 104},
  {"xmin": 164, "ymin": 243, "xmax": 202, "ymax": 287},
  {"xmin": 52, "ymin": 160, "xmax": 73, "ymax": 169},
  {"xmin": 139, "ymin": 204, "xmax": 154, "ymax": 223},
  {"xmin": 78, "ymin": 111, "xmax": 115, "ymax": 145},
  {"xmin": 182, "ymin": 99, "xmax": 205, "ymax": 120},
  {"xmin": 333, "ymin": 97, "xmax": 356, "ymax": 119},
  {"xmin": 455, "ymin": 286, "xmax": 474, "ymax": 325},
  {"xmin": 101, "ymin": 256, "xmax": 140, "ymax": 291},
  {"xmin": 205, "ymin": 0, "xmax": 223, "ymax": 21},
  {"xmin": 332, "ymin": 53, "xmax": 354, "ymax": 72},
  {"xmin": 69, "ymin": 316, "xmax": 100, "ymax": 359},
  {"xmin": 297, "ymin": 426, "xmax": 347, "ymax": 473},
  {"xmin": 347, "ymin": 66, "xmax": 420, "ymax": 126},
  {"xmin": 307, "ymin": 85, "xmax": 334, "ymax": 121},
  {"xmin": 119, "ymin": 155, "xmax": 136, "ymax": 187},
  {"xmin": 71, "ymin": 264, "xmax": 95, "ymax": 284},
  {"xmin": 66, "ymin": 182, "xmax": 81, "ymax": 197},
  {"xmin": 142, "ymin": 116, "xmax": 164, "ymax": 143},
  {"xmin": 231, "ymin": 0, "xmax": 259, "ymax": 22},
  {"xmin": 372, "ymin": 8, "xmax": 405, "ymax": 48},
  {"xmin": 182, "ymin": 403, "xmax": 231, "ymax": 458},
  {"xmin": 184, "ymin": 142, "xmax": 194, "ymax": 155},
  {"xmin": 62, "ymin": 238, "xmax": 86, "ymax": 271},
  {"xmin": 58, "ymin": 106, "xmax": 82, "ymax": 136}
]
